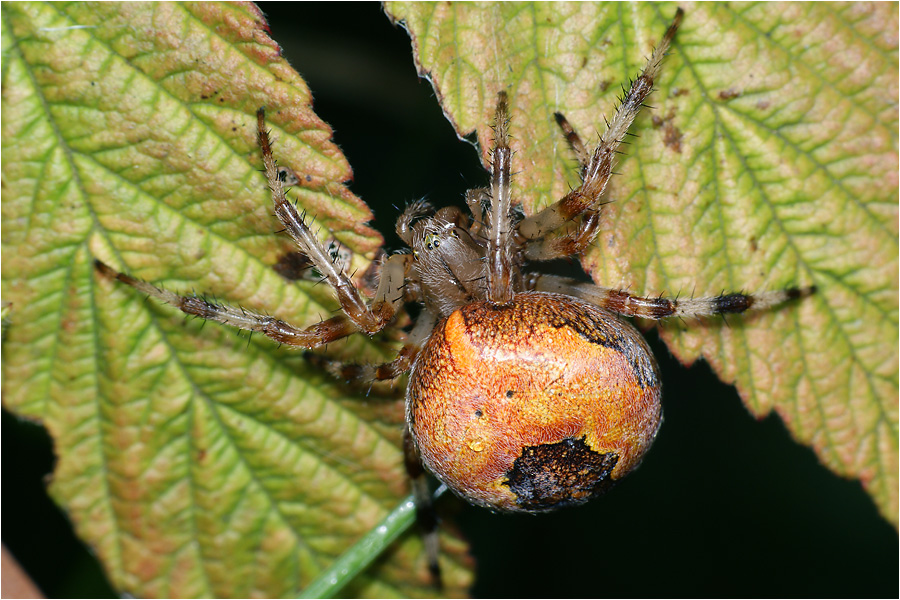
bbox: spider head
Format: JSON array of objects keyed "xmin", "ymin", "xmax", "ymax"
[{"xmin": 407, "ymin": 207, "xmax": 488, "ymax": 318}]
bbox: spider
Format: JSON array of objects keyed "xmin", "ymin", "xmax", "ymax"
[{"xmin": 95, "ymin": 7, "xmax": 812, "ymax": 584}]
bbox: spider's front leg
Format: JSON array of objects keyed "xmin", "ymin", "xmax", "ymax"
[
  {"xmin": 94, "ymin": 110, "xmax": 410, "ymax": 350},
  {"xmin": 517, "ymin": 9, "xmax": 684, "ymax": 261},
  {"xmin": 485, "ymin": 91, "xmax": 517, "ymax": 304},
  {"xmin": 528, "ymin": 274, "xmax": 815, "ymax": 320},
  {"xmin": 93, "ymin": 259, "xmax": 364, "ymax": 347},
  {"xmin": 95, "ymin": 241, "xmax": 412, "ymax": 349},
  {"xmin": 257, "ymin": 108, "xmax": 407, "ymax": 336}
]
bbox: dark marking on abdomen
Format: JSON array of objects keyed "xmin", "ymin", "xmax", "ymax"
[
  {"xmin": 549, "ymin": 308, "xmax": 659, "ymax": 390},
  {"xmin": 503, "ymin": 436, "xmax": 618, "ymax": 512}
]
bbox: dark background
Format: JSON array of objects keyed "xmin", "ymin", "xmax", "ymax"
[{"xmin": 3, "ymin": 3, "xmax": 896, "ymax": 597}]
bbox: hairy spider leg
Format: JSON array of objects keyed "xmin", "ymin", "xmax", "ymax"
[
  {"xmin": 241, "ymin": 153, "xmax": 449, "ymax": 572},
  {"xmin": 94, "ymin": 249, "xmax": 414, "ymax": 350},
  {"xmin": 517, "ymin": 9, "xmax": 684, "ymax": 262},
  {"xmin": 485, "ymin": 91, "xmax": 518, "ymax": 305},
  {"xmin": 527, "ymin": 273, "xmax": 816, "ymax": 320},
  {"xmin": 94, "ymin": 246, "xmax": 413, "ymax": 351},
  {"xmin": 553, "ymin": 112, "xmax": 591, "ymax": 174},
  {"xmin": 396, "ymin": 199, "xmax": 436, "ymax": 245},
  {"xmin": 93, "ymin": 259, "xmax": 362, "ymax": 347},
  {"xmin": 92, "ymin": 112, "xmax": 417, "ymax": 349},
  {"xmin": 258, "ymin": 108, "xmax": 407, "ymax": 335},
  {"xmin": 463, "ymin": 187, "xmax": 491, "ymax": 240},
  {"xmin": 93, "ymin": 255, "xmax": 413, "ymax": 350},
  {"xmin": 305, "ymin": 310, "xmax": 437, "ymax": 383},
  {"xmin": 521, "ymin": 112, "xmax": 603, "ymax": 261}
]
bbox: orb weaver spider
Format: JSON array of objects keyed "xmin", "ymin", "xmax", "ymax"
[{"xmin": 94, "ymin": 7, "xmax": 813, "ymax": 583}]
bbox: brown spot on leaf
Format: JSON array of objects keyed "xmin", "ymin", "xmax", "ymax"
[
  {"xmin": 663, "ymin": 122, "xmax": 683, "ymax": 153},
  {"xmin": 651, "ymin": 109, "xmax": 682, "ymax": 153},
  {"xmin": 718, "ymin": 88, "xmax": 741, "ymax": 100},
  {"xmin": 273, "ymin": 251, "xmax": 312, "ymax": 280}
]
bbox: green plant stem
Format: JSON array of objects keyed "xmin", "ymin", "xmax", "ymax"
[{"xmin": 300, "ymin": 485, "xmax": 447, "ymax": 598}]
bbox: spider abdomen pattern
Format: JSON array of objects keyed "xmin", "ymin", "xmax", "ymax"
[{"xmin": 407, "ymin": 291, "xmax": 662, "ymax": 512}]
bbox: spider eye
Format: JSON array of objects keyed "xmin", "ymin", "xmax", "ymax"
[{"xmin": 424, "ymin": 233, "xmax": 441, "ymax": 250}]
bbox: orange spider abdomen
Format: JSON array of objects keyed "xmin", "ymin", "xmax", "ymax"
[{"xmin": 407, "ymin": 291, "xmax": 662, "ymax": 512}]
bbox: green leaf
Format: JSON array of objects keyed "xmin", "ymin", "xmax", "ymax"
[
  {"xmin": 384, "ymin": 1, "xmax": 899, "ymax": 525},
  {"xmin": 1, "ymin": 2, "xmax": 472, "ymax": 597}
]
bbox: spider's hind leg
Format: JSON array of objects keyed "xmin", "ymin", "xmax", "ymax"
[
  {"xmin": 305, "ymin": 310, "xmax": 443, "ymax": 589},
  {"xmin": 308, "ymin": 308, "xmax": 444, "ymax": 587},
  {"xmin": 529, "ymin": 273, "xmax": 816, "ymax": 320},
  {"xmin": 404, "ymin": 425, "xmax": 442, "ymax": 589},
  {"xmin": 305, "ymin": 309, "xmax": 436, "ymax": 385}
]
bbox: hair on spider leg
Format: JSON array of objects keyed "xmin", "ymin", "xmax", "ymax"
[{"xmin": 719, "ymin": 312, "xmax": 732, "ymax": 328}]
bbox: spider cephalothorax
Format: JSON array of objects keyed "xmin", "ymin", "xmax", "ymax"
[{"xmin": 95, "ymin": 7, "xmax": 813, "ymax": 582}]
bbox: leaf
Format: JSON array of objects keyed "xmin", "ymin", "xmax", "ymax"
[
  {"xmin": 1, "ymin": 2, "xmax": 472, "ymax": 597},
  {"xmin": 383, "ymin": 1, "xmax": 899, "ymax": 525}
]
